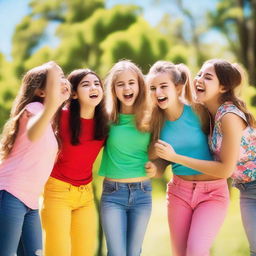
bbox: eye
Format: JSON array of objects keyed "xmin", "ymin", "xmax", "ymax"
[
  {"xmin": 150, "ymin": 86, "xmax": 156, "ymax": 91},
  {"xmin": 161, "ymin": 85, "xmax": 168, "ymax": 89},
  {"xmin": 95, "ymin": 82, "xmax": 100, "ymax": 86}
]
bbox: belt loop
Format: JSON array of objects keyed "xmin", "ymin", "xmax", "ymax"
[
  {"xmin": 69, "ymin": 184, "xmax": 72, "ymax": 191},
  {"xmin": 115, "ymin": 182, "xmax": 118, "ymax": 191},
  {"xmin": 141, "ymin": 181, "xmax": 144, "ymax": 190}
]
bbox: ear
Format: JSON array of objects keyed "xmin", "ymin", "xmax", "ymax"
[
  {"xmin": 219, "ymin": 85, "xmax": 227, "ymax": 94},
  {"xmin": 72, "ymin": 92, "xmax": 78, "ymax": 99},
  {"xmin": 34, "ymin": 88, "xmax": 46, "ymax": 98},
  {"xmin": 176, "ymin": 84, "xmax": 183, "ymax": 95}
]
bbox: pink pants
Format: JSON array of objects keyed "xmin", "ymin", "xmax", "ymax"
[{"xmin": 167, "ymin": 175, "xmax": 229, "ymax": 256}]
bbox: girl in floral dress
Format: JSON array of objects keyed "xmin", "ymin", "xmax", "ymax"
[{"xmin": 155, "ymin": 59, "xmax": 256, "ymax": 256}]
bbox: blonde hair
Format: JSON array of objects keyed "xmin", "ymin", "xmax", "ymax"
[
  {"xmin": 104, "ymin": 59, "xmax": 151, "ymax": 132},
  {"xmin": 147, "ymin": 60, "xmax": 200, "ymax": 142}
]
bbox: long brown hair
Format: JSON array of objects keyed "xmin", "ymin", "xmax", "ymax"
[
  {"xmin": 67, "ymin": 69, "xmax": 109, "ymax": 145},
  {"xmin": 204, "ymin": 59, "xmax": 256, "ymax": 128},
  {"xmin": 0, "ymin": 63, "xmax": 56, "ymax": 161},
  {"xmin": 104, "ymin": 59, "xmax": 151, "ymax": 132},
  {"xmin": 147, "ymin": 60, "xmax": 195, "ymax": 143}
]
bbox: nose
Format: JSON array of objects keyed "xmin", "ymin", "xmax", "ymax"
[
  {"xmin": 155, "ymin": 87, "xmax": 162, "ymax": 96},
  {"xmin": 124, "ymin": 83, "xmax": 131, "ymax": 90},
  {"xmin": 90, "ymin": 83, "xmax": 97, "ymax": 90},
  {"xmin": 195, "ymin": 75, "xmax": 203, "ymax": 83}
]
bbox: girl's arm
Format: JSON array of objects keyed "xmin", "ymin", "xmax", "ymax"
[
  {"xmin": 155, "ymin": 113, "xmax": 246, "ymax": 178},
  {"xmin": 145, "ymin": 158, "xmax": 169, "ymax": 178},
  {"xmin": 27, "ymin": 62, "xmax": 70, "ymax": 141}
]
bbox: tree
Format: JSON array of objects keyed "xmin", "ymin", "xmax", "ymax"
[{"xmin": 209, "ymin": 0, "xmax": 256, "ymax": 86}]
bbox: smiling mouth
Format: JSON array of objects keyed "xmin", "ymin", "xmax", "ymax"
[
  {"xmin": 157, "ymin": 96, "xmax": 168, "ymax": 103},
  {"xmin": 124, "ymin": 93, "xmax": 133, "ymax": 99},
  {"xmin": 195, "ymin": 85, "xmax": 205, "ymax": 93},
  {"xmin": 89, "ymin": 94, "xmax": 98, "ymax": 98}
]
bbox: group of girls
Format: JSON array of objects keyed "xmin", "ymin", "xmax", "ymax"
[{"xmin": 0, "ymin": 57, "xmax": 255, "ymax": 256}]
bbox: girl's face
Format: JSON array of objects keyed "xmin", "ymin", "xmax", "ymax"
[
  {"xmin": 114, "ymin": 70, "xmax": 139, "ymax": 110},
  {"xmin": 74, "ymin": 73, "xmax": 103, "ymax": 107},
  {"xmin": 149, "ymin": 73, "xmax": 181, "ymax": 110},
  {"xmin": 194, "ymin": 63, "xmax": 224, "ymax": 104}
]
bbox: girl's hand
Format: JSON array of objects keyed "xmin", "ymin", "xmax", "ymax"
[
  {"xmin": 155, "ymin": 140, "xmax": 177, "ymax": 162},
  {"xmin": 44, "ymin": 61, "xmax": 71, "ymax": 112},
  {"xmin": 145, "ymin": 161, "xmax": 157, "ymax": 178}
]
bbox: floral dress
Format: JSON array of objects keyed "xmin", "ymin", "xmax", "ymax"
[{"xmin": 209, "ymin": 102, "xmax": 256, "ymax": 184}]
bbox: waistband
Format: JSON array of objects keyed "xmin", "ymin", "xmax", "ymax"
[
  {"xmin": 169, "ymin": 175, "xmax": 227, "ymax": 189},
  {"xmin": 233, "ymin": 179, "xmax": 256, "ymax": 191},
  {"xmin": 103, "ymin": 179, "xmax": 151, "ymax": 189},
  {"xmin": 46, "ymin": 177, "xmax": 92, "ymax": 192}
]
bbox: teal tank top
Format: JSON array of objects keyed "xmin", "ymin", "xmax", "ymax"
[
  {"xmin": 160, "ymin": 105, "xmax": 213, "ymax": 175},
  {"xmin": 99, "ymin": 114, "xmax": 151, "ymax": 179}
]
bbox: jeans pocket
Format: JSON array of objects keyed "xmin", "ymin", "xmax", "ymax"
[
  {"xmin": 142, "ymin": 184, "xmax": 152, "ymax": 193},
  {"xmin": 44, "ymin": 179, "xmax": 70, "ymax": 193},
  {"xmin": 102, "ymin": 183, "xmax": 117, "ymax": 195}
]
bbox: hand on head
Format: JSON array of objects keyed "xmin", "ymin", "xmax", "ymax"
[{"xmin": 43, "ymin": 61, "xmax": 71, "ymax": 111}]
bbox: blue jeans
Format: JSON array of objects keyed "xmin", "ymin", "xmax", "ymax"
[
  {"xmin": 100, "ymin": 180, "xmax": 152, "ymax": 256},
  {"xmin": 0, "ymin": 190, "xmax": 42, "ymax": 256},
  {"xmin": 235, "ymin": 181, "xmax": 256, "ymax": 256}
]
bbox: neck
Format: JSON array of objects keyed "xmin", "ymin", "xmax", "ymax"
[
  {"xmin": 120, "ymin": 104, "xmax": 134, "ymax": 114},
  {"xmin": 165, "ymin": 100, "xmax": 184, "ymax": 121},
  {"xmin": 80, "ymin": 104, "xmax": 95, "ymax": 119},
  {"xmin": 203, "ymin": 98, "xmax": 222, "ymax": 118}
]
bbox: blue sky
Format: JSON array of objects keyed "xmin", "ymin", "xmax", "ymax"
[{"xmin": 0, "ymin": 0, "xmax": 222, "ymax": 60}]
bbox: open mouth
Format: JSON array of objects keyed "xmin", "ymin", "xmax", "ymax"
[
  {"xmin": 89, "ymin": 94, "xmax": 98, "ymax": 99},
  {"xmin": 195, "ymin": 85, "xmax": 205, "ymax": 93},
  {"xmin": 157, "ymin": 96, "xmax": 168, "ymax": 103},
  {"xmin": 124, "ymin": 93, "xmax": 133, "ymax": 99}
]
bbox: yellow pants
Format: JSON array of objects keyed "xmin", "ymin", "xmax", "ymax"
[{"xmin": 41, "ymin": 177, "xmax": 97, "ymax": 256}]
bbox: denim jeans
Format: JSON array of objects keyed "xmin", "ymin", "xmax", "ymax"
[
  {"xmin": 100, "ymin": 179, "xmax": 152, "ymax": 256},
  {"xmin": 235, "ymin": 180, "xmax": 256, "ymax": 256},
  {"xmin": 0, "ymin": 190, "xmax": 42, "ymax": 256}
]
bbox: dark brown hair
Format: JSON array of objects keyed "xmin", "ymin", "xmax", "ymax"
[
  {"xmin": 204, "ymin": 59, "xmax": 256, "ymax": 128},
  {"xmin": 67, "ymin": 69, "xmax": 109, "ymax": 145}
]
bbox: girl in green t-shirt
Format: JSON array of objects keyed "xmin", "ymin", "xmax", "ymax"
[{"xmin": 99, "ymin": 60, "xmax": 156, "ymax": 256}]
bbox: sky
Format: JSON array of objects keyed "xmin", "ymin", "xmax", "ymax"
[{"xmin": 0, "ymin": 0, "xmax": 222, "ymax": 60}]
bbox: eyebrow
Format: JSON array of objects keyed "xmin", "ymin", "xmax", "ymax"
[
  {"xmin": 116, "ymin": 79, "xmax": 136, "ymax": 83},
  {"xmin": 205, "ymin": 72, "xmax": 214, "ymax": 77},
  {"xmin": 80, "ymin": 79, "xmax": 99, "ymax": 84}
]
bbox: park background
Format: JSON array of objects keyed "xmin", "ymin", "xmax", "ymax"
[{"xmin": 0, "ymin": 0, "xmax": 256, "ymax": 255}]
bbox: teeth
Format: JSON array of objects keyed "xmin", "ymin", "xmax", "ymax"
[
  {"xmin": 89, "ymin": 94, "xmax": 98, "ymax": 98},
  {"xmin": 196, "ymin": 85, "xmax": 205, "ymax": 91},
  {"xmin": 157, "ymin": 96, "xmax": 166, "ymax": 100},
  {"xmin": 124, "ymin": 93, "xmax": 133, "ymax": 96}
]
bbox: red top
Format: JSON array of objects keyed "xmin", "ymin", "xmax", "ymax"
[{"xmin": 51, "ymin": 109, "xmax": 105, "ymax": 186}]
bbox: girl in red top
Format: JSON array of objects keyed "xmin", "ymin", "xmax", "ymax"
[{"xmin": 41, "ymin": 69, "xmax": 108, "ymax": 256}]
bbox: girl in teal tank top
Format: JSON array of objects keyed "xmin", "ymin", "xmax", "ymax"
[
  {"xmin": 147, "ymin": 61, "xmax": 229, "ymax": 256},
  {"xmin": 99, "ymin": 60, "xmax": 156, "ymax": 256}
]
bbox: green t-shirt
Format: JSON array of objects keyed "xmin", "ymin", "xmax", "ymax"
[{"xmin": 99, "ymin": 114, "xmax": 151, "ymax": 179}]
